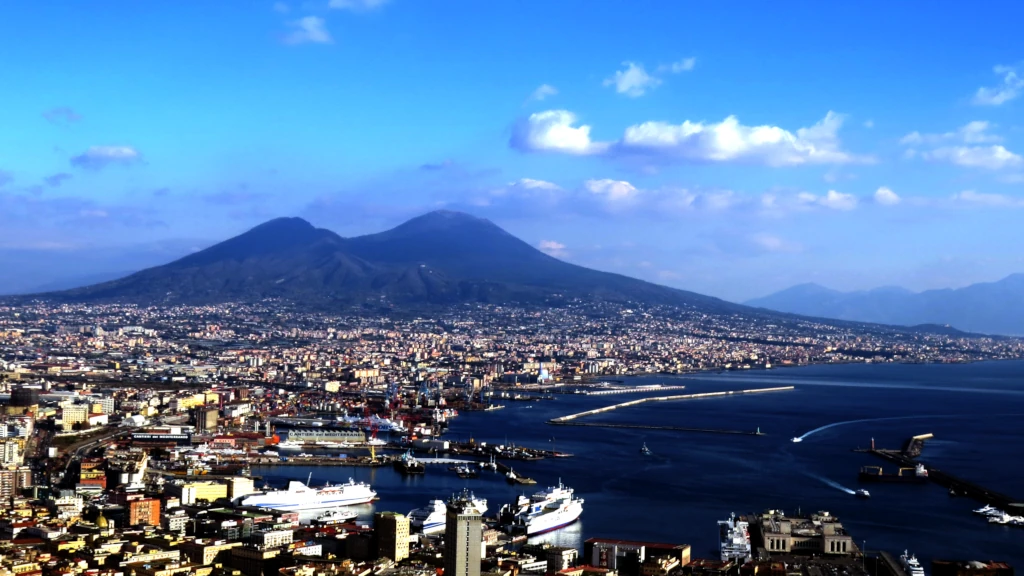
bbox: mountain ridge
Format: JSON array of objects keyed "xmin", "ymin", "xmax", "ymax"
[{"xmin": 747, "ymin": 276, "xmax": 1024, "ymax": 335}]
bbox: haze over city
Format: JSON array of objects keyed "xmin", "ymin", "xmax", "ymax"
[{"xmin": 3, "ymin": 2, "xmax": 1024, "ymax": 301}]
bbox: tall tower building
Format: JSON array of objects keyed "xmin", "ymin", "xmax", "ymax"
[
  {"xmin": 444, "ymin": 494, "xmax": 482, "ymax": 576},
  {"xmin": 375, "ymin": 511, "xmax": 410, "ymax": 562}
]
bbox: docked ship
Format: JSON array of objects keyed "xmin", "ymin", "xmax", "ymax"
[
  {"xmin": 718, "ymin": 513, "xmax": 752, "ymax": 564},
  {"xmin": 394, "ymin": 451, "xmax": 425, "ymax": 475},
  {"xmin": 499, "ymin": 481, "xmax": 583, "ymax": 535},
  {"xmin": 409, "ymin": 492, "xmax": 488, "ymax": 534},
  {"xmin": 901, "ymin": 551, "xmax": 925, "ymax": 576},
  {"xmin": 238, "ymin": 477, "xmax": 376, "ymax": 511},
  {"xmin": 858, "ymin": 464, "xmax": 928, "ymax": 483}
]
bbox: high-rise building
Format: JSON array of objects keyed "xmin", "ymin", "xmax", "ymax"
[
  {"xmin": 61, "ymin": 403, "xmax": 89, "ymax": 431},
  {"xmin": 226, "ymin": 476, "xmax": 256, "ymax": 499},
  {"xmin": 375, "ymin": 512, "xmax": 410, "ymax": 562},
  {"xmin": 192, "ymin": 407, "xmax": 220, "ymax": 432},
  {"xmin": 444, "ymin": 494, "xmax": 482, "ymax": 576},
  {"xmin": 10, "ymin": 386, "xmax": 39, "ymax": 408},
  {"xmin": 0, "ymin": 466, "xmax": 32, "ymax": 501},
  {"xmin": 0, "ymin": 442, "xmax": 19, "ymax": 466},
  {"xmin": 128, "ymin": 498, "xmax": 161, "ymax": 526}
]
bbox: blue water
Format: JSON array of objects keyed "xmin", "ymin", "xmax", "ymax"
[{"xmin": 254, "ymin": 361, "xmax": 1024, "ymax": 565}]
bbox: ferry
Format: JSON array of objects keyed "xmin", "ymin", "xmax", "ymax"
[
  {"xmin": 239, "ymin": 476, "xmax": 375, "ymax": 511},
  {"xmin": 901, "ymin": 551, "xmax": 925, "ymax": 576},
  {"xmin": 718, "ymin": 513, "xmax": 752, "ymax": 563},
  {"xmin": 409, "ymin": 492, "xmax": 488, "ymax": 534},
  {"xmin": 499, "ymin": 481, "xmax": 583, "ymax": 535}
]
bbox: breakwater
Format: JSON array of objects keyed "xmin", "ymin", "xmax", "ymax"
[
  {"xmin": 548, "ymin": 386, "xmax": 796, "ymax": 423},
  {"xmin": 582, "ymin": 385, "xmax": 690, "ymax": 396}
]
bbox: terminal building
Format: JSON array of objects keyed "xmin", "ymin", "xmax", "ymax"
[
  {"xmin": 759, "ymin": 510, "xmax": 855, "ymax": 555},
  {"xmin": 284, "ymin": 429, "xmax": 365, "ymax": 443}
]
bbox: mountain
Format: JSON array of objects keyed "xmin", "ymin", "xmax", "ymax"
[
  {"xmin": 45, "ymin": 211, "xmax": 744, "ymax": 312},
  {"xmin": 747, "ymin": 276, "xmax": 1024, "ymax": 335}
]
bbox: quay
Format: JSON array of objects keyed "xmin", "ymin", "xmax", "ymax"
[
  {"xmin": 879, "ymin": 551, "xmax": 909, "ymax": 576},
  {"xmin": 549, "ymin": 420, "xmax": 764, "ymax": 435},
  {"xmin": 865, "ymin": 434, "xmax": 1024, "ymax": 513},
  {"xmin": 548, "ymin": 386, "xmax": 795, "ymax": 423}
]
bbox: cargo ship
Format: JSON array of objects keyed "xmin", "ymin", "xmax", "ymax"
[
  {"xmin": 858, "ymin": 464, "xmax": 928, "ymax": 483},
  {"xmin": 718, "ymin": 513, "xmax": 751, "ymax": 563}
]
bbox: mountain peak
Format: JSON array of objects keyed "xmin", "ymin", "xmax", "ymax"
[{"xmin": 249, "ymin": 217, "xmax": 316, "ymax": 234}]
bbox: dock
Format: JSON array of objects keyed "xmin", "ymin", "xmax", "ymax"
[
  {"xmin": 581, "ymin": 385, "xmax": 689, "ymax": 396},
  {"xmin": 865, "ymin": 434, "xmax": 1024, "ymax": 512}
]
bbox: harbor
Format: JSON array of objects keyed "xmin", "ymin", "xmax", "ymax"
[{"xmin": 547, "ymin": 386, "xmax": 796, "ymax": 424}]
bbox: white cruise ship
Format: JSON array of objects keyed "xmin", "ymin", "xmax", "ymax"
[
  {"xmin": 719, "ymin": 513, "xmax": 751, "ymax": 563},
  {"xmin": 500, "ymin": 481, "xmax": 583, "ymax": 535},
  {"xmin": 408, "ymin": 493, "xmax": 487, "ymax": 534},
  {"xmin": 239, "ymin": 477, "xmax": 375, "ymax": 511}
]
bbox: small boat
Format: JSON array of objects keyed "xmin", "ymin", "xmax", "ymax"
[
  {"xmin": 640, "ymin": 443, "xmax": 653, "ymax": 456},
  {"xmin": 791, "ymin": 437, "xmax": 803, "ymax": 443},
  {"xmin": 479, "ymin": 456, "xmax": 498, "ymax": 471},
  {"xmin": 455, "ymin": 464, "xmax": 479, "ymax": 479},
  {"xmin": 393, "ymin": 450, "xmax": 425, "ymax": 475},
  {"xmin": 855, "ymin": 489, "xmax": 871, "ymax": 499},
  {"xmin": 901, "ymin": 551, "xmax": 925, "ymax": 576},
  {"xmin": 974, "ymin": 504, "xmax": 999, "ymax": 516}
]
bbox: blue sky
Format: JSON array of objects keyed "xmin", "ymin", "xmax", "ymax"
[{"xmin": 2, "ymin": 1, "xmax": 1024, "ymax": 299}]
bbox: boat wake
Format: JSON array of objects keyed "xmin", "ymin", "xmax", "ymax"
[
  {"xmin": 808, "ymin": 473, "xmax": 856, "ymax": 495},
  {"xmin": 793, "ymin": 412, "xmax": 1024, "ymax": 442}
]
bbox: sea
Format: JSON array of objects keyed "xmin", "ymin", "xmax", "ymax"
[{"xmin": 253, "ymin": 360, "xmax": 1024, "ymax": 566}]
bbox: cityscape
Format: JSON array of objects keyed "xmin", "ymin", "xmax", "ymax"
[{"xmin": 2, "ymin": 1, "xmax": 1024, "ymax": 576}]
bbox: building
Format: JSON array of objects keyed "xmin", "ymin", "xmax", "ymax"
[
  {"xmin": 759, "ymin": 510, "xmax": 854, "ymax": 555},
  {"xmin": 61, "ymin": 403, "xmax": 89, "ymax": 431},
  {"xmin": 583, "ymin": 539, "xmax": 691, "ymax": 576},
  {"xmin": 226, "ymin": 476, "xmax": 256, "ymax": 499},
  {"xmin": 445, "ymin": 494, "xmax": 483, "ymax": 576},
  {"xmin": 375, "ymin": 512, "xmax": 410, "ymax": 562},
  {"xmin": 167, "ymin": 481, "xmax": 229, "ymax": 505},
  {"xmin": 0, "ymin": 466, "xmax": 32, "ymax": 500},
  {"xmin": 162, "ymin": 508, "xmax": 190, "ymax": 536},
  {"xmin": 548, "ymin": 547, "xmax": 580, "ymax": 573},
  {"xmin": 192, "ymin": 407, "xmax": 220, "ymax": 432},
  {"xmin": 9, "ymin": 386, "xmax": 39, "ymax": 412},
  {"xmin": 0, "ymin": 441, "xmax": 19, "ymax": 466},
  {"xmin": 254, "ymin": 529, "xmax": 294, "ymax": 550},
  {"xmin": 181, "ymin": 539, "xmax": 244, "ymax": 565},
  {"xmin": 128, "ymin": 497, "xmax": 161, "ymax": 526}
]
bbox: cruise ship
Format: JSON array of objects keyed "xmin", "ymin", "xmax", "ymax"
[
  {"xmin": 238, "ymin": 477, "xmax": 375, "ymax": 511},
  {"xmin": 408, "ymin": 492, "xmax": 487, "ymax": 534},
  {"xmin": 500, "ymin": 481, "xmax": 583, "ymax": 535},
  {"xmin": 718, "ymin": 513, "xmax": 752, "ymax": 563},
  {"xmin": 901, "ymin": 551, "xmax": 925, "ymax": 576}
]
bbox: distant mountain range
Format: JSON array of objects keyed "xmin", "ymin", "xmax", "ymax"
[
  {"xmin": 747, "ymin": 276, "xmax": 1024, "ymax": 335},
  {"xmin": 41, "ymin": 211, "xmax": 747, "ymax": 313}
]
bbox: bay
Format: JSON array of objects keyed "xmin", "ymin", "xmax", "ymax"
[{"xmin": 253, "ymin": 360, "xmax": 1024, "ymax": 566}]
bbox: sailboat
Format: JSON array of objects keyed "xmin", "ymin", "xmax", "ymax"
[{"xmin": 640, "ymin": 442, "xmax": 653, "ymax": 456}]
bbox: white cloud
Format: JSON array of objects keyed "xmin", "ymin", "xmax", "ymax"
[
  {"xmin": 950, "ymin": 190, "xmax": 1024, "ymax": 207},
  {"xmin": 796, "ymin": 190, "xmax": 857, "ymax": 211},
  {"xmin": 510, "ymin": 110, "xmax": 608, "ymax": 155},
  {"xmin": 874, "ymin": 186, "xmax": 901, "ymax": 206},
  {"xmin": 538, "ymin": 240, "xmax": 568, "ymax": 258},
  {"xmin": 514, "ymin": 178, "xmax": 560, "ymax": 191},
  {"xmin": 528, "ymin": 84, "xmax": 558, "ymax": 102},
  {"xmin": 329, "ymin": 0, "xmax": 388, "ymax": 10},
  {"xmin": 921, "ymin": 145, "xmax": 1023, "ymax": 170},
  {"xmin": 584, "ymin": 179, "xmax": 640, "ymax": 203},
  {"xmin": 900, "ymin": 121, "xmax": 1002, "ymax": 145},
  {"xmin": 973, "ymin": 65, "xmax": 1023, "ymax": 106},
  {"xmin": 603, "ymin": 62, "xmax": 661, "ymax": 97},
  {"xmin": 752, "ymin": 233, "xmax": 802, "ymax": 253},
  {"xmin": 657, "ymin": 57, "xmax": 696, "ymax": 74},
  {"xmin": 283, "ymin": 16, "xmax": 332, "ymax": 45},
  {"xmin": 69, "ymin": 146, "xmax": 142, "ymax": 170},
  {"xmin": 615, "ymin": 111, "xmax": 864, "ymax": 166}
]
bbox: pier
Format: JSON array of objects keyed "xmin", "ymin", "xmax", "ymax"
[
  {"xmin": 865, "ymin": 434, "xmax": 1024, "ymax": 512},
  {"xmin": 549, "ymin": 420, "xmax": 764, "ymax": 435},
  {"xmin": 581, "ymin": 384, "xmax": 689, "ymax": 396},
  {"xmin": 548, "ymin": 386, "xmax": 795, "ymax": 423}
]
